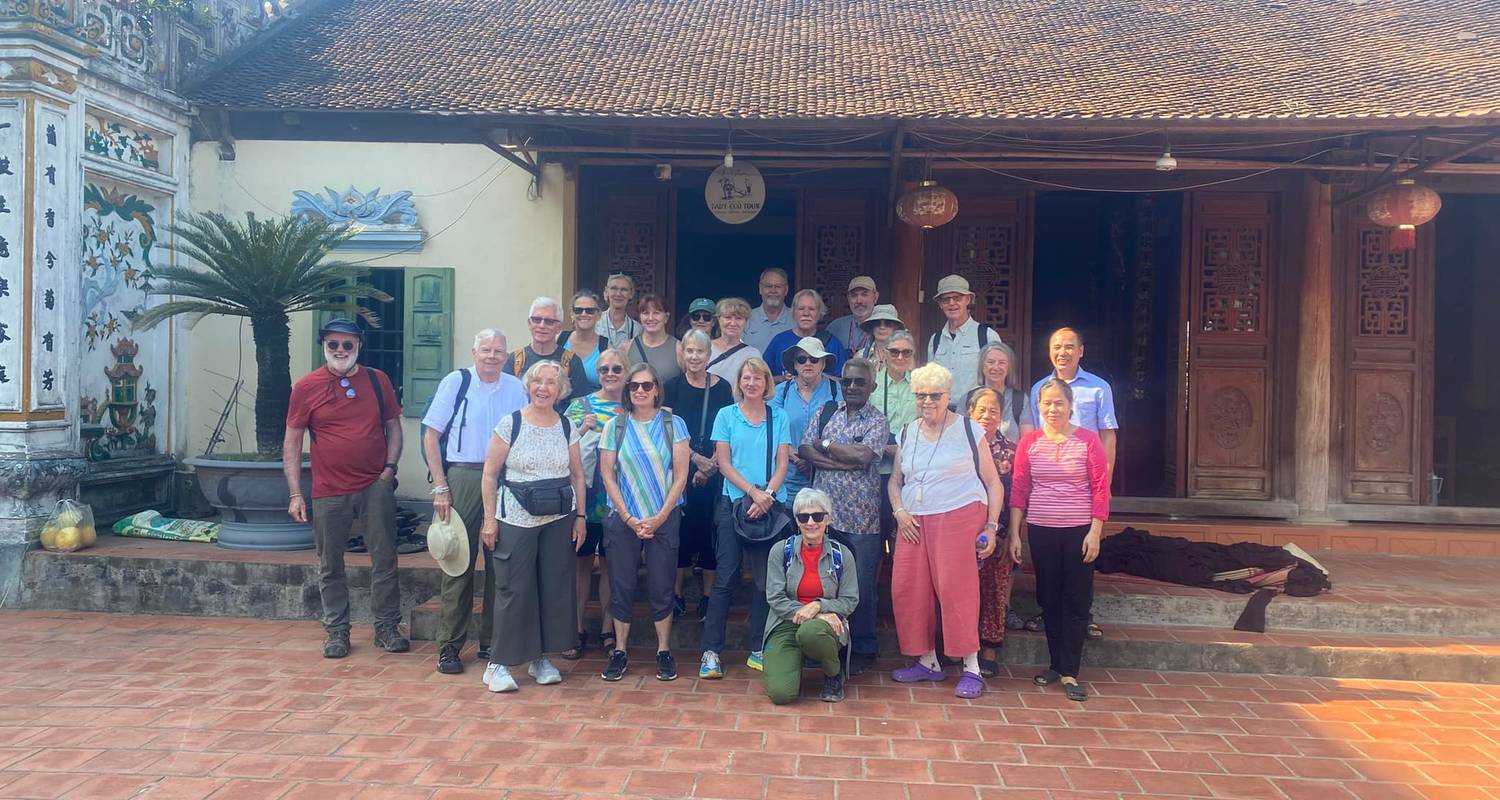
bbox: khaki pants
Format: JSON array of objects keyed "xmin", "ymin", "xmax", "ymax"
[
  {"xmin": 490, "ymin": 515, "xmax": 577, "ymax": 666},
  {"xmin": 436, "ymin": 466, "xmax": 493, "ymax": 648},
  {"xmin": 311, "ymin": 478, "xmax": 399, "ymax": 633}
]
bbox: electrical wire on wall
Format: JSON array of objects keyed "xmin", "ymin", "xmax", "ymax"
[{"xmin": 947, "ymin": 148, "xmax": 1337, "ymax": 194}]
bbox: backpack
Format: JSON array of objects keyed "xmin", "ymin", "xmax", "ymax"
[
  {"xmin": 928, "ymin": 323, "xmax": 993, "ymax": 360},
  {"xmin": 424, "ymin": 367, "xmax": 472, "ymax": 481},
  {"xmin": 782, "ymin": 535, "xmax": 844, "ymax": 584},
  {"xmin": 607, "ymin": 410, "xmax": 675, "ymax": 481},
  {"xmin": 510, "ymin": 347, "xmax": 576, "ymax": 377}
]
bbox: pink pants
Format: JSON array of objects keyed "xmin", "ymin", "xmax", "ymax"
[{"xmin": 892, "ymin": 501, "xmax": 984, "ymax": 658}]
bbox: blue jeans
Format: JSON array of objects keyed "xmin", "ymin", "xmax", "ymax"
[
  {"xmin": 702, "ymin": 495, "xmax": 773, "ymax": 654},
  {"xmin": 831, "ymin": 530, "xmax": 883, "ymax": 656}
]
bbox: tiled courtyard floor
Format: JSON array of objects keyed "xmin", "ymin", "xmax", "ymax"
[{"xmin": 2, "ymin": 611, "xmax": 1498, "ymax": 800}]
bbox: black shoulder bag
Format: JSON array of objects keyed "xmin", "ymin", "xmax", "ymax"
[{"xmin": 733, "ymin": 405, "xmax": 792, "ymax": 543}]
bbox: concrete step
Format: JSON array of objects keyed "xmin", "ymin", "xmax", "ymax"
[{"xmin": 411, "ymin": 597, "xmax": 1500, "ymax": 683}]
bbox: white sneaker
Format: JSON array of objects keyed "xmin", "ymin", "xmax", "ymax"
[
  {"xmin": 482, "ymin": 662, "xmax": 498, "ymax": 687},
  {"xmin": 528, "ymin": 656, "xmax": 563, "ymax": 685},
  {"xmin": 486, "ymin": 664, "xmax": 518, "ymax": 693}
]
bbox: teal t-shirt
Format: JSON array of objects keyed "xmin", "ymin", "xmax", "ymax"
[{"xmin": 710, "ymin": 403, "xmax": 794, "ymax": 502}]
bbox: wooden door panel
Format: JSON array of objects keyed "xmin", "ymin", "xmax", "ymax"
[
  {"xmin": 1184, "ymin": 192, "xmax": 1277, "ymax": 499},
  {"xmin": 1341, "ymin": 217, "xmax": 1430, "ymax": 504},
  {"xmin": 597, "ymin": 190, "xmax": 671, "ymax": 309},
  {"xmin": 931, "ymin": 193, "xmax": 1031, "ymax": 372},
  {"xmin": 798, "ymin": 189, "xmax": 873, "ymax": 322}
]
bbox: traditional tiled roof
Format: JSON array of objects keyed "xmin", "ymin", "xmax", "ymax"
[{"xmin": 187, "ymin": 0, "xmax": 1500, "ymax": 122}]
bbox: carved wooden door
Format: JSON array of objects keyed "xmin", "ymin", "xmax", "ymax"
[
  {"xmin": 797, "ymin": 189, "xmax": 876, "ymax": 322},
  {"xmin": 1340, "ymin": 209, "xmax": 1432, "ymax": 504},
  {"xmin": 1183, "ymin": 192, "xmax": 1277, "ymax": 498},
  {"xmin": 930, "ymin": 194, "xmax": 1032, "ymax": 373},
  {"xmin": 595, "ymin": 189, "xmax": 673, "ymax": 311}
]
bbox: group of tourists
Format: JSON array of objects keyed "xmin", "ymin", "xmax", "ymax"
[{"xmin": 283, "ymin": 267, "xmax": 1118, "ymax": 705}]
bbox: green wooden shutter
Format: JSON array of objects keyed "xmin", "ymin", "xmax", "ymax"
[{"xmin": 402, "ymin": 268, "xmax": 454, "ymax": 418}]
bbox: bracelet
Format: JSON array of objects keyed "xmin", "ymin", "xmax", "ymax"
[
  {"xmin": 982, "ymin": 522, "xmax": 999, "ymax": 530},
  {"xmin": 431, "ymin": 486, "xmax": 450, "ymax": 495},
  {"xmin": 288, "ymin": 492, "xmax": 303, "ymax": 499},
  {"xmin": 893, "ymin": 507, "xmax": 907, "ymax": 516}
]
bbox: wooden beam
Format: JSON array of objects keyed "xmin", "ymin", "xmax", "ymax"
[
  {"xmin": 1294, "ymin": 175, "xmax": 1334, "ymax": 521},
  {"xmin": 884, "ymin": 124, "xmax": 908, "ymax": 227},
  {"xmin": 480, "ymin": 131, "xmax": 542, "ymax": 180},
  {"xmin": 1336, "ymin": 130, "xmax": 1500, "ymax": 205}
]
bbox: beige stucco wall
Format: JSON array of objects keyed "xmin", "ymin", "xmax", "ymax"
[{"xmin": 185, "ymin": 139, "xmax": 570, "ymax": 494}]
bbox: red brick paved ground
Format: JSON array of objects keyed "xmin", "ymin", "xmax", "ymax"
[{"xmin": 3, "ymin": 611, "xmax": 1498, "ymax": 800}]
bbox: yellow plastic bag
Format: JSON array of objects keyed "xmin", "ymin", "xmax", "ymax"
[{"xmin": 40, "ymin": 499, "xmax": 97, "ymax": 552}]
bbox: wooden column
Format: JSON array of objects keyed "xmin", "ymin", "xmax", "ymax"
[
  {"xmin": 1294, "ymin": 176, "xmax": 1334, "ymax": 519},
  {"xmin": 889, "ymin": 180, "xmax": 925, "ymax": 345}
]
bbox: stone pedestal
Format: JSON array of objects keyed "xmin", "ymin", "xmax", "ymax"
[{"xmin": 0, "ymin": 451, "xmax": 87, "ymax": 546}]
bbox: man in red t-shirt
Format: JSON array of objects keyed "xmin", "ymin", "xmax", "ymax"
[{"xmin": 284, "ymin": 318, "xmax": 407, "ymax": 658}]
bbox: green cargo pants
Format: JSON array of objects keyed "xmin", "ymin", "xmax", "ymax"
[{"xmin": 762, "ymin": 619, "xmax": 841, "ymax": 705}]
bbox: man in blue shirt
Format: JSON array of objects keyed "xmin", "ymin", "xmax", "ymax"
[
  {"xmin": 764, "ymin": 289, "xmax": 846, "ymax": 380},
  {"xmin": 1029, "ymin": 327, "xmax": 1119, "ymax": 482}
]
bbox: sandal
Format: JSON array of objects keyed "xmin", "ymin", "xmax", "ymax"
[
  {"xmin": 560, "ymin": 632, "xmax": 586, "ymax": 660},
  {"xmin": 1087, "ymin": 623, "xmax": 1103, "ymax": 639},
  {"xmin": 1033, "ymin": 669, "xmax": 1060, "ymax": 687},
  {"xmin": 1023, "ymin": 615, "xmax": 1044, "ymax": 633},
  {"xmin": 977, "ymin": 658, "xmax": 1001, "ymax": 678},
  {"xmin": 1063, "ymin": 681, "xmax": 1089, "ymax": 702}
]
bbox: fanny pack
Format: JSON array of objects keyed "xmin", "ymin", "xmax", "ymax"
[{"xmin": 499, "ymin": 410, "xmax": 576, "ymax": 518}]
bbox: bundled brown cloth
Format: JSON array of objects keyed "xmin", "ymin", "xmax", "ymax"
[{"xmin": 1094, "ymin": 527, "xmax": 1332, "ymax": 632}]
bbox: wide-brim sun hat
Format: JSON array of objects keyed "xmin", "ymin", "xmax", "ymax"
[
  {"xmin": 426, "ymin": 511, "xmax": 471, "ymax": 577},
  {"xmin": 782, "ymin": 335, "xmax": 838, "ymax": 374},
  {"xmin": 860, "ymin": 304, "xmax": 905, "ymax": 332},
  {"xmin": 934, "ymin": 274, "xmax": 973, "ymax": 300}
]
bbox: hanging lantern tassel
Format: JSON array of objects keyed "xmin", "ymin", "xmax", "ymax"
[
  {"xmin": 896, "ymin": 180, "xmax": 959, "ymax": 229},
  {"xmin": 1366, "ymin": 179, "xmax": 1441, "ymax": 251}
]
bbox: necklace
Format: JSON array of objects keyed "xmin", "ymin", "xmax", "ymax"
[{"xmin": 913, "ymin": 411, "xmax": 950, "ymax": 504}]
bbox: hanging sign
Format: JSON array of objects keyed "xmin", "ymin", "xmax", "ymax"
[{"xmin": 705, "ymin": 163, "xmax": 765, "ymax": 224}]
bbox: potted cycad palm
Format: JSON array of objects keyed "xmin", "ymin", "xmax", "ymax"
[{"xmin": 133, "ymin": 212, "xmax": 390, "ymax": 550}]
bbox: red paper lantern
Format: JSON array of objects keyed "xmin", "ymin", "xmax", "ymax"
[
  {"xmin": 1366, "ymin": 179, "xmax": 1441, "ymax": 251},
  {"xmin": 896, "ymin": 180, "xmax": 959, "ymax": 229}
]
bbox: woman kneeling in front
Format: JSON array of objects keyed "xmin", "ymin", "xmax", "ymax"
[{"xmin": 762, "ymin": 488, "xmax": 859, "ymax": 704}]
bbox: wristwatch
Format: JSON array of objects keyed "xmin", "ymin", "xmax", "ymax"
[
  {"xmin": 820, "ymin": 438, "xmax": 832, "ymax": 451},
  {"xmin": 383, "ymin": 462, "xmax": 398, "ymax": 471}
]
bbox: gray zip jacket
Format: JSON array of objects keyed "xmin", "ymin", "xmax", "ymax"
[{"xmin": 762, "ymin": 534, "xmax": 860, "ymax": 646}]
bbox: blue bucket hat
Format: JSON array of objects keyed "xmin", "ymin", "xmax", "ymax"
[{"xmin": 318, "ymin": 317, "xmax": 364, "ymax": 341}]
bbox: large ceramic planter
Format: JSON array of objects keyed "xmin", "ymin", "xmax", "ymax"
[{"xmin": 188, "ymin": 455, "xmax": 314, "ymax": 551}]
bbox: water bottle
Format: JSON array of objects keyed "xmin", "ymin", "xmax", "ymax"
[{"xmin": 976, "ymin": 534, "xmax": 989, "ymax": 565}]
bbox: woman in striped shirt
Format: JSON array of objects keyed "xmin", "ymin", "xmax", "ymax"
[{"xmin": 1009, "ymin": 377, "xmax": 1110, "ymax": 702}]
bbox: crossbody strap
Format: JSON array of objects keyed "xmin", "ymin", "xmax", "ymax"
[
  {"xmin": 763, "ymin": 405, "xmax": 775, "ymax": 490},
  {"xmin": 367, "ymin": 369, "xmax": 389, "ymax": 450}
]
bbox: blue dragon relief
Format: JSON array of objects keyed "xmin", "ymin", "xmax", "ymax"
[{"xmin": 290, "ymin": 186, "xmax": 418, "ymax": 227}]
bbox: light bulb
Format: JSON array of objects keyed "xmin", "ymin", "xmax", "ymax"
[
  {"xmin": 1155, "ymin": 150, "xmax": 1178, "ymax": 172},
  {"xmin": 723, "ymin": 152, "xmax": 734, "ymax": 169}
]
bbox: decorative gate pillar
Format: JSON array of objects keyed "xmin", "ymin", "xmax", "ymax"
[{"xmin": 0, "ymin": 34, "xmax": 88, "ymax": 545}]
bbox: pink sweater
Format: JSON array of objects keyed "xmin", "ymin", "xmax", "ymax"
[{"xmin": 1011, "ymin": 428, "xmax": 1110, "ymax": 527}]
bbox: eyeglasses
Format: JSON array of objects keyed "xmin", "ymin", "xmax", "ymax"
[
  {"xmin": 598, "ymin": 364, "xmax": 625, "ymax": 375},
  {"xmin": 887, "ymin": 348, "xmax": 914, "ymax": 357},
  {"xmin": 914, "ymin": 392, "xmax": 946, "ymax": 403},
  {"xmin": 840, "ymin": 377, "xmax": 869, "ymax": 388},
  {"xmin": 338, "ymin": 377, "xmax": 356, "ymax": 399},
  {"xmin": 572, "ymin": 306, "xmax": 599, "ymax": 315},
  {"xmin": 794, "ymin": 355, "xmax": 821, "ymax": 365},
  {"xmin": 325, "ymin": 340, "xmax": 357, "ymax": 352},
  {"xmin": 626, "ymin": 381, "xmax": 656, "ymax": 393},
  {"xmin": 795, "ymin": 512, "xmax": 829, "ymax": 524},
  {"xmin": 529, "ymin": 316, "xmax": 561, "ymax": 326},
  {"xmin": 689, "ymin": 311, "xmax": 714, "ymax": 322}
]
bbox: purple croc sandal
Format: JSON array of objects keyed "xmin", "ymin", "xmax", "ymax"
[
  {"xmin": 891, "ymin": 662, "xmax": 947, "ymax": 683},
  {"xmin": 955, "ymin": 671, "xmax": 986, "ymax": 699}
]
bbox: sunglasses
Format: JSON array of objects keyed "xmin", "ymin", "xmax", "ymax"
[
  {"xmin": 325, "ymin": 340, "xmax": 357, "ymax": 352},
  {"xmin": 529, "ymin": 316, "xmax": 561, "ymax": 326},
  {"xmin": 840, "ymin": 377, "xmax": 869, "ymax": 388},
  {"xmin": 887, "ymin": 348, "xmax": 914, "ymax": 357},
  {"xmin": 794, "ymin": 355, "xmax": 822, "ymax": 365},
  {"xmin": 689, "ymin": 311, "xmax": 714, "ymax": 322},
  {"xmin": 338, "ymin": 377, "xmax": 356, "ymax": 399},
  {"xmin": 626, "ymin": 381, "xmax": 657, "ymax": 393},
  {"xmin": 598, "ymin": 364, "xmax": 625, "ymax": 375},
  {"xmin": 795, "ymin": 512, "xmax": 829, "ymax": 524},
  {"xmin": 915, "ymin": 392, "xmax": 946, "ymax": 402},
  {"xmin": 572, "ymin": 306, "xmax": 599, "ymax": 315}
]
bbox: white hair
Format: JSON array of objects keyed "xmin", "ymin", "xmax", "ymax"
[
  {"xmin": 887, "ymin": 329, "xmax": 917, "ymax": 349},
  {"xmin": 792, "ymin": 288, "xmax": 828, "ymax": 318},
  {"xmin": 793, "ymin": 487, "xmax": 834, "ymax": 516},
  {"xmin": 473, "ymin": 328, "xmax": 507, "ymax": 349},
  {"xmin": 682, "ymin": 328, "xmax": 711, "ymax": 351},
  {"xmin": 528, "ymin": 296, "xmax": 562, "ymax": 318},
  {"xmin": 521, "ymin": 359, "xmax": 571, "ymax": 400},
  {"xmin": 910, "ymin": 362, "xmax": 954, "ymax": 394}
]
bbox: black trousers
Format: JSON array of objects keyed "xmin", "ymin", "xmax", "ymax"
[{"xmin": 1027, "ymin": 522, "xmax": 1094, "ymax": 678}]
